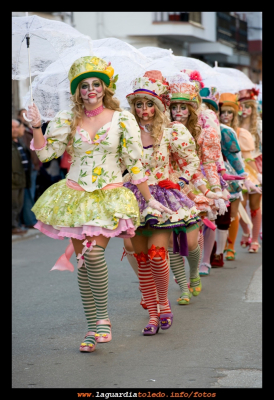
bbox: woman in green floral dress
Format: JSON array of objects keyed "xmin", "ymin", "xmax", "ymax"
[{"xmin": 26, "ymin": 56, "xmax": 172, "ymax": 353}]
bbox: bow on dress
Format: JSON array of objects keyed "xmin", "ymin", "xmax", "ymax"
[{"xmin": 50, "ymin": 239, "xmax": 96, "ymax": 272}]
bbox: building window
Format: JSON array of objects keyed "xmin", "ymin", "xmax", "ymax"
[
  {"xmin": 217, "ymin": 12, "xmax": 248, "ymax": 51},
  {"xmin": 153, "ymin": 12, "xmax": 201, "ymax": 24}
]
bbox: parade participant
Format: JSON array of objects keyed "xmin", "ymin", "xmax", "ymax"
[
  {"xmin": 219, "ymin": 93, "xmax": 262, "ymax": 257},
  {"xmin": 27, "ymin": 56, "xmax": 171, "ymax": 353},
  {"xmin": 238, "ymin": 88, "xmax": 262, "ymax": 251},
  {"xmin": 123, "ymin": 70, "xmax": 201, "ymax": 333},
  {"xmin": 200, "ymin": 87, "xmax": 246, "ymax": 266},
  {"xmin": 167, "ymin": 72, "xmax": 228, "ymax": 281}
]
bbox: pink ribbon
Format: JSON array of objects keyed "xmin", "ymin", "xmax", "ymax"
[
  {"xmin": 203, "ymin": 218, "xmax": 217, "ymax": 231},
  {"xmin": 76, "ymin": 239, "xmax": 96, "ymax": 269},
  {"xmin": 50, "ymin": 240, "xmax": 75, "ymax": 272}
]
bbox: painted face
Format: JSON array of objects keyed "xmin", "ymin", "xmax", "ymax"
[
  {"xmin": 241, "ymin": 103, "xmax": 252, "ymax": 118},
  {"xmin": 79, "ymin": 77, "xmax": 104, "ymax": 106},
  {"xmin": 135, "ymin": 99, "xmax": 155, "ymax": 122},
  {"xmin": 170, "ymin": 103, "xmax": 190, "ymax": 122},
  {"xmin": 220, "ymin": 109, "xmax": 234, "ymax": 125}
]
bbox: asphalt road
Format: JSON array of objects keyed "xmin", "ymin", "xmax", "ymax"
[{"xmin": 12, "ymin": 228, "xmax": 262, "ymax": 394}]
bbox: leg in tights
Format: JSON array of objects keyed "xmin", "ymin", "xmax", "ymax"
[{"xmin": 225, "ymin": 198, "xmax": 240, "ymax": 259}]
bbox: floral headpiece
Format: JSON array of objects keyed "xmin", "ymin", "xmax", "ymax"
[
  {"xmin": 200, "ymin": 87, "xmax": 220, "ymax": 111},
  {"xmin": 180, "ymin": 69, "xmax": 205, "ymax": 91},
  {"xmin": 238, "ymin": 88, "xmax": 260, "ymax": 103},
  {"xmin": 68, "ymin": 56, "xmax": 117, "ymax": 95},
  {"xmin": 126, "ymin": 70, "xmax": 170, "ymax": 112},
  {"xmin": 169, "ymin": 73, "xmax": 199, "ymax": 108}
]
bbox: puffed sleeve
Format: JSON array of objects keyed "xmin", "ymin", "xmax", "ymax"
[
  {"xmin": 118, "ymin": 110, "xmax": 147, "ymax": 184},
  {"xmin": 169, "ymin": 124, "xmax": 200, "ymax": 181},
  {"xmin": 200, "ymin": 109, "xmax": 226, "ymax": 172},
  {"xmin": 30, "ymin": 110, "xmax": 72, "ymax": 163},
  {"xmin": 220, "ymin": 125, "xmax": 245, "ymax": 174},
  {"xmin": 199, "ymin": 126, "xmax": 222, "ymax": 190},
  {"xmin": 237, "ymin": 128, "xmax": 255, "ymax": 160}
]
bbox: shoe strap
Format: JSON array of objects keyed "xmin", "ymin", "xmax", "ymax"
[
  {"xmin": 250, "ymin": 242, "xmax": 260, "ymax": 247},
  {"xmin": 96, "ymin": 319, "xmax": 111, "ymax": 327},
  {"xmin": 200, "ymin": 262, "xmax": 211, "ymax": 268},
  {"xmin": 242, "ymin": 233, "xmax": 250, "ymax": 237},
  {"xmin": 84, "ymin": 331, "xmax": 96, "ymax": 338}
]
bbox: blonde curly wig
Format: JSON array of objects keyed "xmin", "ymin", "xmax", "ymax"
[
  {"xmin": 219, "ymin": 105, "xmax": 238, "ymax": 133},
  {"xmin": 238, "ymin": 101, "xmax": 260, "ymax": 150},
  {"xmin": 66, "ymin": 79, "xmax": 122, "ymax": 158},
  {"xmin": 130, "ymin": 99, "xmax": 170, "ymax": 163},
  {"xmin": 169, "ymin": 102, "xmax": 201, "ymax": 154}
]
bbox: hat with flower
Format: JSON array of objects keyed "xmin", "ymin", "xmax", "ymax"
[
  {"xmin": 238, "ymin": 88, "xmax": 260, "ymax": 103},
  {"xmin": 200, "ymin": 87, "xmax": 220, "ymax": 111},
  {"xmin": 68, "ymin": 56, "xmax": 118, "ymax": 95},
  {"xmin": 126, "ymin": 70, "xmax": 170, "ymax": 112},
  {"xmin": 169, "ymin": 73, "xmax": 199, "ymax": 108},
  {"xmin": 219, "ymin": 93, "xmax": 239, "ymax": 113},
  {"xmin": 180, "ymin": 69, "xmax": 205, "ymax": 92}
]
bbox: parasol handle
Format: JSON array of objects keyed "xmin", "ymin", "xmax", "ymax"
[{"xmin": 23, "ymin": 30, "xmax": 33, "ymax": 122}]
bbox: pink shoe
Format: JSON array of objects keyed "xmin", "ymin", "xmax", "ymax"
[
  {"xmin": 79, "ymin": 331, "xmax": 97, "ymax": 352},
  {"xmin": 95, "ymin": 319, "xmax": 112, "ymax": 343}
]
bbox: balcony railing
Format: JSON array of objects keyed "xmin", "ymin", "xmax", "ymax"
[
  {"xmin": 217, "ymin": 12, "xmax": 248, "ymax": 52},
  {"xmin": 153, "ymin": 12, "xmax": 202, "ymax": 24}
]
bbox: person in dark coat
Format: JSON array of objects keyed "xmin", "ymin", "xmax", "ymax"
[{"xmin": 12, "ymin": 119, "xmax": 28, "ymax": 235}]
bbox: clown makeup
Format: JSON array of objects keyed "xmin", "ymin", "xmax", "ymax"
[
  {"xmin": 80, "ymin": 77, "xmax": 104, "ymax": 108},
  {"xmin": 135, "ymin": 99, "xmax": 155, "ymax": 124},
  {"xmin": 171, "ymin": 103, "xmax": 190, "ymax": 124},
  {"xmin": 220, "ymin": 109, "xmax": 234, "ymax": 126},
  {"xmin": 241, "ymin": 103, "xmax": 252, "ymax": 118}
]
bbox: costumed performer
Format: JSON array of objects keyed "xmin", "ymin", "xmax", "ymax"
[
  {"xmin": 238, "ymin": 88, "xmax": 263, "ymax": 250},
  {"xmin": 27, "ymin": 56, "xmax": 171, "ymax": 353},
  {"xmin": 219, "ymin": 93, "xmax": 261, "ymax": 258},
  {"xmin": 122, "ymin": 70, "xmax": 201, "ymax": 333}
]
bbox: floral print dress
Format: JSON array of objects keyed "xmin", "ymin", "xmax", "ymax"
[
  {"xmin": 31, "ymin": 109, "xmax": 147, "ymax": 240},
  {"xmin": 124, "ymin": 124, "xmax": 201, "ymax": 230}
]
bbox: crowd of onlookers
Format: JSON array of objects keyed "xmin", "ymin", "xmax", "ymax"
[{"xmin": 12, "ymin": 110, "xmax": 71, "ymax": 235}]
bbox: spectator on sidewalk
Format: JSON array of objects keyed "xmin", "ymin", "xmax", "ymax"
[
  {"xmin": 34, "ymin": 121, "xmax": 63, "ymax": 200},
  {"xmin": 17, "ymin": 109, "xmax": 40, "ymax": 227},
  {"xmin": 12, "ymin": 119, "xmax": 28, "ymax": 235}
]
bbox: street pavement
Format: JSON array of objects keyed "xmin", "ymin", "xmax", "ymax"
[{"xmin": 12, "ymin": 227, "xmax": 262, "ymax": 392}]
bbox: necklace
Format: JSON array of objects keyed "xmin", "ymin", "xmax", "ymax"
[
  {"xmin": 139, "ymin": 123, "xmax": 152, "ymax": 133},
  {"xmin": 84, "ymin": 105, "xmax": 104, "ymax": 118}
]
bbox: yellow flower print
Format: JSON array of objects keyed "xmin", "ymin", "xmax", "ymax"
[
  {"xmin": 94, "ymin": 134, "xmax": 100, "ymax": 141},
  {"xmin": 47, "ymin": 138, "xmax": 54, "ymax": 144},
  {"xmin": 91, "ymin": 57, "xmax": 99, "ymax": 65},
  {"xmin": 53, "ymin": 206, "xmax": 59, "ymax": 214},
  {"xmin": 85, "ymin": 62, "xmax": 94, "ymax": 71},
  {"xmin": 85, "ymin": 150, "xmax": 92, "ymax": 154},
  {"xmin": 64, "ymin": 119, "xmax": 71, "ymax": 125},
  {"xmin": 93, "ymin": 167, "xmax": 102, "ymax": 175},
  {"xmin": 131, "ymin": 166, "xmax": 140, "ymax": 174},
  {"xmin": 67, "ymin": 205, "xmax": 73, "ymax": 214},
  {"xmin": 92, "ymin": 175, "xmax": 97, "ymax": 182},
  {"xmin": 123, "ymin": 138, "xmax": 126, "ymax": 147},
  {"xmin": 120, "ymin": 122, "xmax": 126, "ymax": 129}
]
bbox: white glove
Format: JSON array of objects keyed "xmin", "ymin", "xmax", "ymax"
[
  {"xmin": 205, "ymin": 190, "xmax": 222, "ymax": 200},
  {"xmin": 27, "ymin": 103, "xmax": 42, "ymax": 127},
  {"xmin": 244, "ymin": 179, "xmax": 262, "ymax": 194},
  {"xmin": 214, "ymin": 198, "xmax": 227, "ymax": 215},
  {"xmin": 257, "ymin": 173, "xmax": 262, "ymax": 184},
  {"xmin": 147, "ymin": 196, "xmax": 174, "ymax": 215}
]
